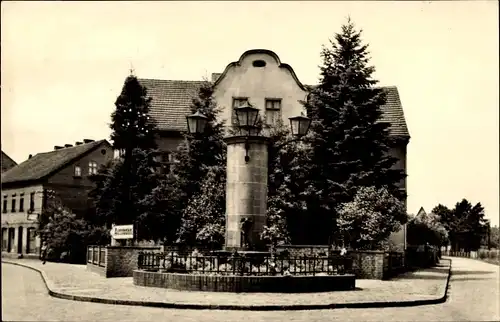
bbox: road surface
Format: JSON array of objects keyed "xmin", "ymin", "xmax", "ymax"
[{"xmin": 2, "ymin": 257, "xmax": 498, "ymax": 322}]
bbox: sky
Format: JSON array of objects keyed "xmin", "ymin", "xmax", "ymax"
[{"xmin": 1, "ymin": 1, "xmax": 499, "ymax": 226}]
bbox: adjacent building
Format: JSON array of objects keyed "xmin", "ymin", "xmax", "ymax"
[
  {"xmin": 1, "ymin": 139, "xmax": 113, "ymax": 257},
  {"xmin": 140, "ymin": 49, "xmax": 410, "ymax": 247},
  {"xmin": 1, "ymin": 151, "xmax": 17, "ymax": 173}
]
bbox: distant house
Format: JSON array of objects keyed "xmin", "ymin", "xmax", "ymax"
[
  {"xmin": 416, "ymin": 207, "xmax": 427, "ymax": 217},
  {"xmin": 1, "ymin": 151, "xmax": 17, "ymax": 173},
  {"xmin": 1, "ymin": 139, "xmax": 113, "ymax": 257}
]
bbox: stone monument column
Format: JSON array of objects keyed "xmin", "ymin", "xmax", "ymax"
[{"xmin": 224, "ymin": 136, "xmax": 269, "ymax": 251}]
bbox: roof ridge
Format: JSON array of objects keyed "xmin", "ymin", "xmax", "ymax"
[{"xmin": 35, "ymin": 139, "xmax": 106, "ymax": 156}]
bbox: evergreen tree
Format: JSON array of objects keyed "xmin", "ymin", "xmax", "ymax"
[
  {"xmin": 302, "ymin": 19, "xmax": 405, "ymax": 244},
  {"xmin": 111, "ymin": 75, "xmax": 157, "ymax": 155},
  {"xmin": 91, "ymin": 74, "xmax": 159, "ymax": 240},
  {"xmin": 170, "ymin": 82, "xmax": 226, "ymax": 229}
]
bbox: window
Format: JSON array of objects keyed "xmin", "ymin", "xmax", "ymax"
[
  {"xmin": 2, "ymin": 195, "xmax": 6, "ymax": 213},
  {"xmin": 74, "ymin": 165, "xmax": 82, "ymax": 177},
  {"xmin": 232, "ymin": 98, "xmax": 249, "ymax": 125},
  {"xmin": 11, "ymin": 195, "xmax": 16, "ymax": 213},
  {"xmin": 88, "ymin": 161, "xmax": 98, "ymax": 175},
  {"xmin": 30, "ymin": 192, "xmax": 35, "ymax": 211},
  {"xmin": 19, "ymin": 193, "xmax": 24, "ymax": 212},
  {"xmin": 265, "ymin": 99, "xmax": 282, "ymax": 126},
  {"xmin": 252, "ymin": 60, "xmax": 267, "ymax": 67}
]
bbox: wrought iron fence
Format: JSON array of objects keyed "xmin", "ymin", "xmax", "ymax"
[
  {"xmin": 138, "ymin": 251, "xmax": 353, "ymax": 276},
  {"xmin": 87, "ymin": 245, "xmax": 106, "ymax": 268}
]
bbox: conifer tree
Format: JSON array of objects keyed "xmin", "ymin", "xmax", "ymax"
[
  {"xmin": 171, "ymin": 82, "xmax": 226, "ymax": 225},
  {"xmin": 93, "ymin": 74, "xmax": 159, "ymax": 239},
  {"xmin": 303, "ymin": 19, "xmax": 405, "ymax": 244}
]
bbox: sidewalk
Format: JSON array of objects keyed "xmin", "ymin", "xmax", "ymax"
[{"xmin": 2, "ymin": 258, "xmax": 451, "ymax": 310}]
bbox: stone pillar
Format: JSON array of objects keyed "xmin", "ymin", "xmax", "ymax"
[{"xmin": 224, "ymin": 136, "xmax": 269, "ymax": 251}]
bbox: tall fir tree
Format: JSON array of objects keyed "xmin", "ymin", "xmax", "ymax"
[
  {"xmin": 302, "ymin": 19, "xmax": 405, "ymax": 244},
  {"xmin": 93, "ymin": 74, "xmax": 159, "ymax": 237},
  {"xmin": 171, "ymin": 82, "xmax": 226, "ymax": 223}
]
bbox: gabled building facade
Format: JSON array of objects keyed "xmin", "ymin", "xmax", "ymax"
[
  {"xmin": 1, "ymin": 139, "xmax": 113, "ymax": 257},
  {"xmin": 140, "ymin": 49, "xmax": 410, "ymax": 248}
]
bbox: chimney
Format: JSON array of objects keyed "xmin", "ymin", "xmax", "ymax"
[
  {"xmin": 83, "ymin": 139, "xmax": 95, "ymax": 144},
  {"xmin": 64, "ymin": 144, "xmax": 73, "ymax": 148},
  {"xmin": 211, "ymin": 73, "xmax": 222, "ymax": 82},
  {"xmin": 75, "ymin": 141, "xmax": 83, "ymax": 146},
  {"xmin": 54, "ymin": 146, "xmax": 63, "ymax": 150},
  {"xmin": 28, "ymin": 154, "xmax": 33, "ymax": 159}
]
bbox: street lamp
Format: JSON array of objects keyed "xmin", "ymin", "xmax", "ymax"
[
  {"xmin": 235, "ymin": 104, "xmax": 260, "ymax": 136},
  {"xmin": 186, "ymin": 111, "xmax": 208, "ymax": 135},
  {"xmin": 289, "ymin": 113, "xmax": 312, "ymax": 137},
  {"xmin": 234, "ymin": 104, "xmax": 261, "ymax": 162}
]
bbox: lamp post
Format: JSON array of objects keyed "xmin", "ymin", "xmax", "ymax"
[{"xmin": 186, "ymin": 107, "xmax": 311, "ymax": 251}]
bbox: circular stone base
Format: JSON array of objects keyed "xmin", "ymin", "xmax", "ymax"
[{"xmin": 133, "ymin": 270, "xmax": 356, "ymax": 293}]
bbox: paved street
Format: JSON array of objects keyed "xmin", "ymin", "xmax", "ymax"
[{"xmin": 2, "ymin": 257, "xmax": 499, "ymax": 322}]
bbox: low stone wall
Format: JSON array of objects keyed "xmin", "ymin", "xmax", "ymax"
[
  {"xmin": 349, "ymin": 251, "xmax": 386, "ymax": 280},
  {"xmin": 274, "ymin": 245, "xmax": 405, "ymax": 280},
  {"xmin": 133, "ymin": 270, "xmax": 356, "ymax": 293},
  {"xmin": 105, "ymin": 246, "xmax": 161, "ymax": 277},
  {"xmin": 86, "ymin": 245, "xmax": 161, "ymax": 278}
]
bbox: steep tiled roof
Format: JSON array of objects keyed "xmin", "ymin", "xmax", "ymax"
[
  {"xmin": 138, "ymin": 79, "xmax": 410, "ymax": 138},
  {"xmin": 1, "ymin": 151, "xmax": 17, "ymax": 173},
  {"xmin": 1, "ymin": 140, "xmax": 109, "ymax": 185},
  {"xmin": 139, "ymin": 79, "xmax": 207, "ymax": 132}
]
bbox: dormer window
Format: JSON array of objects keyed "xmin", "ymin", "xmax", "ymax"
[{"xmin": 74, "ymin": 166, "xmax": 82, "ymax": 177}]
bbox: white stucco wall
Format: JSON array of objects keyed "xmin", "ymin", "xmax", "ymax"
[{"xmin": 213, "ymin": 50, "xmax": 309, "ymax": 132}]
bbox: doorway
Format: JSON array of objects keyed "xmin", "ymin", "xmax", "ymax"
[
  {"xmin": 8, "ymin": 228, "xmax": 15, "ymax": 252},
  {"xmin": 17, "ymin": 227, "xmax": 23, "ymax": 254}
]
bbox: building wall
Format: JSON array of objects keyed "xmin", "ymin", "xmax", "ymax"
[
  {"xmin": 47, "ymin": 143, "xmax": 114, "ymax": 217},
  {"xmin": 1, "ymin": 184, "xmax": 44, "ymax": 255},
  {"xmin": 213, "ymin": 51, "xmax": 308, "ymax": 130},
  {"xmin": 388, "ymin": 140, "xmax": 408, "ymax": 250}
]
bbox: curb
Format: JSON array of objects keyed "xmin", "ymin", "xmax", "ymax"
[{"xmin": 2, "ymin": 259, "xmax": 452, "ymax": 311}]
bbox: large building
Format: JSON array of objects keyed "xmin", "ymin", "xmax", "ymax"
[
  {"xmin": 140, "ymin": 49, "xmax": 410, "ymax": 247},
  {"xmin": 1, "ymin": 139, "xmax": 113, "ymax": 257},
  {"xmin": 141, "ymin": 50, "xmax": 409, "ymax": 195}
]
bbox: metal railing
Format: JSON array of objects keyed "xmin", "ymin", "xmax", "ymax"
[
  {"xmin": 138, "ymin": 251, "xmax": 353, "ymax": 276},
  {"xmin": 87, "ymin": 245, "xmax": 106, "ymax": 267}
]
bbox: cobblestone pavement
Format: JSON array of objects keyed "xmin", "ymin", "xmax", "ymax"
[
  {"xmin": 1, "ymin": 259, "xmax": 449, "ymax": 306},
  {"xmin": 2, "ymin": 257, "xmax": 499, "ymax": 321}
]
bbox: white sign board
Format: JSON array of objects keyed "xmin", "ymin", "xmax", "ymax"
[
  {"xmin": 27, "ymin": 213, "xmax": 39, "ymax": 221},
  {"xmin": 111, "ymin": 225, "xmax": 134, "ymax": 240}
]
